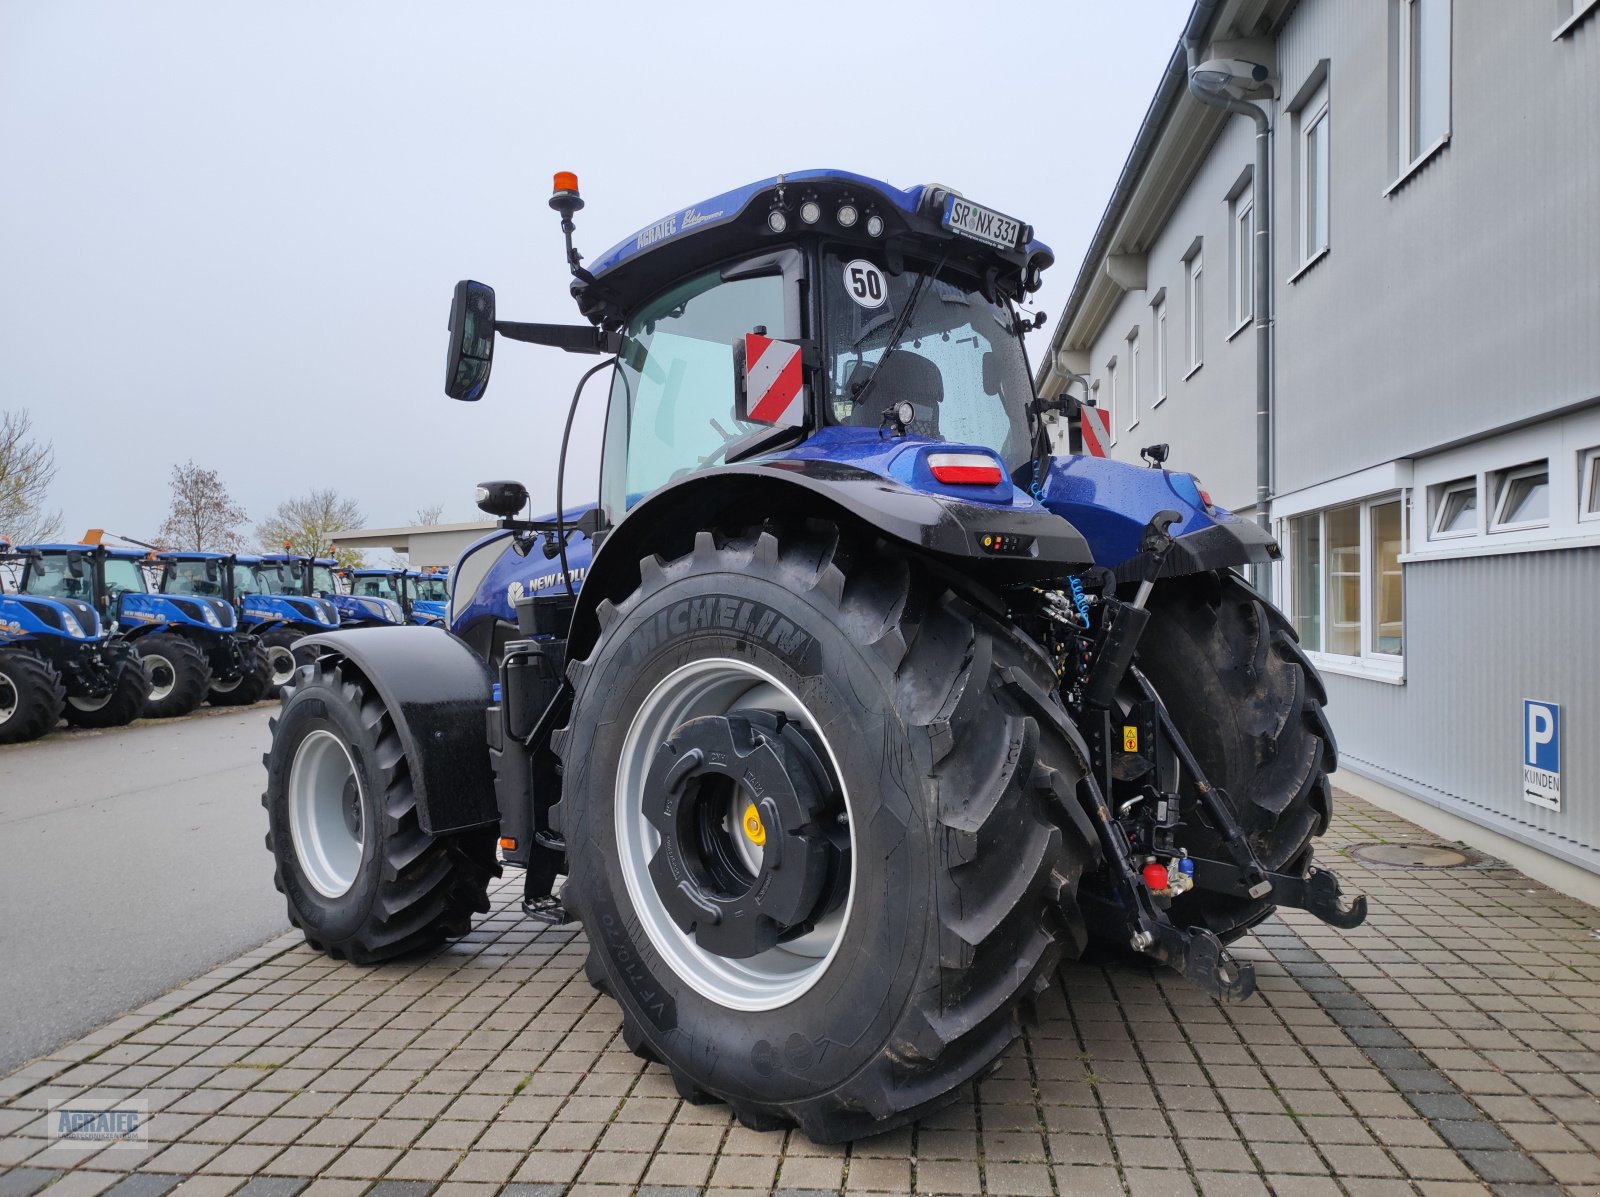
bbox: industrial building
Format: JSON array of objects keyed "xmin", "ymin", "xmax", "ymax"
[{"xmin": 1036, "ymin": 0, "xmax": 1600, "ymax": 889}]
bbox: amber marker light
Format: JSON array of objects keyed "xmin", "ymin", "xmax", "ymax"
[{"xmin": 552, "ymin": 171, "xmax": 579, "ymax": 195}]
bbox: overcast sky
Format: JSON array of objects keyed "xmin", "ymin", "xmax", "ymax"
[{"xmin": 0, "ymin": 0, "xmax": 1189, "ymax": 542}]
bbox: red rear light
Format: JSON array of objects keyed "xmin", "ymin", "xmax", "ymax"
[
  {"xmin": 928, "ymin": 452, "xmax": 1004, "ymax": 486},
  {"xmin": 1198, "ymin": 488, "xmax": 1214, "ymax": 508}
]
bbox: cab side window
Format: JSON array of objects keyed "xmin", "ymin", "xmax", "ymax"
[{"xmin": 600, "ymin": 267, "xmax": 790, "ymax": 522}]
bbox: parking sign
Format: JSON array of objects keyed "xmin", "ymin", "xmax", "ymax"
[{"xmin": 1522, "ymin": 700, "xmax": 1561, "ymax": 812}]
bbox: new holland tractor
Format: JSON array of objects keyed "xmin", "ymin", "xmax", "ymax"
[
  {"xmin": 259, "ymin": 552, "xmax": 404, "ymax": 632},
  {"xmin": 262, "ymin": 169, "xmax": 1365, "ymax": 1142},
  {"xmin": 343, "ymin": 568, "xmax": 440, "ymax": 626},
  {"xmin": 156, "ymin": 552, "xmax": 334, "ymax": 700},
  {"xmin": 406, "ymin": 569, "xmax": 449, "ymax": 626},
  {"xmin": 0, "ymin": 537, "xmax": 150, "ymax": 740},
  {"xmin": 15, "ymin": 537, "xmax": 255, "ymax": 718}
]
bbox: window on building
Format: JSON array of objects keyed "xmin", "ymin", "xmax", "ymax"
[
  {"xmin": 1490, "ymin": 461, "xmax": 1550, "ymax": 531},
  {"xmin": 1185, "ymin": 250, "xmax": 1203, "ymax": 373},
  {"xmin": 1153, "ymin": 296, "xmax": 1168, "ymax": 405},
  {"xmin": 1581, "ymin": 447, "xmax": 1600, "ymax": 521},
  {"xmin": 1230, "ymin": 187, "xmax": 1253, "ymax": 331},
  {"xmin": 1286, "ymin": 495, "xmax": 1406, "ymax": 666},
  {"xmin": 1127, "ymin": 330, "xmax": 1140, "ymax": 430},
  {"xmin": 1104, "ymin": 356, "xmax": 1118, "ymax": 446},
  {"xmin": 1299, "ymin": 88, "xmax": 1330, "ymax": 265},
  {"xmin": 1395, "ymin": 0, "xmax": 1451, "ymax": 176},
  {"xmin": 1429, "ymin": 477, "xmax": 1477, "ymax": 538}
]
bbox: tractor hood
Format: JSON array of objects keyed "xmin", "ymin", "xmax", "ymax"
[
  {"xmin": 0, "ymin": 594, "xmax": 104, "ymax": 642},
  {"xmin": 243, "ymin": 593, "xmax": 338, "ymax": 628},
  {"xmin": 119, "ymin": 593, "xmax": 238, "ymax": 631}
]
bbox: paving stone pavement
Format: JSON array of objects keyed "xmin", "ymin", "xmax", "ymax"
[{"xmin": 3, "ymin": 792, "xmax": 1599, "ymax": 1197}]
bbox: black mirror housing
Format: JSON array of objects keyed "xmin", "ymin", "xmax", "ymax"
[
  {"xmin": 475, "ymin": 480, "xmax": 529, "ymax": 519},
  {"xmin": 446, "ymin": 280, "xmax": 496, "ymax": 401}
]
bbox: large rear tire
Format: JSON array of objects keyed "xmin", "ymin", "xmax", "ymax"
[
  {"xmin": 0, "ymin": 649, "xmax": 65, "ymax": 744},
  {"xmin": 1132, "ymin": 569, "xmax": 1336, "ymax": 943},
  {"xmin": 137, "ymin": 633, "xmax": 212, "ymax": 718},
  {"xmin": 64, "ymin": 660, "xmax": 151, "ymax": 729},
  {"xmin": 555, "ymin": 525, "xmax": 1101, "ymax": 1142},
  {"xmin": 262, "ymin": 652, "xmax": 500, "ymax": 963},
  {"xmin": 209, "ymin": 646, "xmax": 272, "ymax": 707}
]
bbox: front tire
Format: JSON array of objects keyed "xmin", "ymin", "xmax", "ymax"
[
  {"xmin": 260, "ymin": 628, "xmax": 310, "ymax": 698},
  {"xmin": 0, "ymin": 649, "xmax": 66, "ymax": 744},
  {"xmin": 1134, "ymin": 569, "xmax": 1336, "ymax": 942},
  {"xmin": 555, "ymin": 526, "xmax": 1101, "ymax": 1142},
  {"xmin": 209, "ymin": 646, "xmax": 272, "ymax": 707},
  {"xmin": 136, "ymin": 633, "xmax": 212, "ymax": 718},
  {"xmin": 64, "ymin": 660, "xmax": 151, "ymax": 729},
  {"xmin": 262, "ymin": 652, "xmax": 499, "ymax": 962}
]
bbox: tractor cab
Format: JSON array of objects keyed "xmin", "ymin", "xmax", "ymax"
[
  {"xmin": 405, "ymin": 569, "xmax": 449, "ymax": 627},
  {"xmin": 260, "ymin": 554, "xmax": 342, "ymax": 601},
  {"xmin": 347, "ymin": 569, "xmax": 413, "ymax": 613}
]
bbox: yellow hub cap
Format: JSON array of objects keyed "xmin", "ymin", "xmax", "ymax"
[{"xmin": 741, "ymin": 803, "xmax": 767, "ymax": 846}]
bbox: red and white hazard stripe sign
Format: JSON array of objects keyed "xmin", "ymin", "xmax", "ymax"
[
  {"xmin": 742, "ymin": 334, "xmax": 805, "ymax": 427},
  {"xmin": 1079, "ymin": 404, "xmax": 1111, "ymax": 457}
]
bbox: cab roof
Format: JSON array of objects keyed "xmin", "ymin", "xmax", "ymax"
[
  {"xmin": 21, "ymin": 543, "xmax": 150, "ymax": 561},
  {"xmin": 260, "ymin": 554, "xmax": 337, "ymax": 566},
  {"xmin": 575, "ymin": 168, "xmax": 1053, "ymax": 325}
]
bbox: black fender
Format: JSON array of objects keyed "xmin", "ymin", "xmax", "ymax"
[
  {"xmin": 1113, "ymin": 516, "xmax": 1280, "ymax": 585},
  {"xmin": 568, "ymin": 461, "xmax": 1094, "ymax": 663},
  {"xmin": 295, "ymin": 627, "xmax": 497, "ymax": 835}
]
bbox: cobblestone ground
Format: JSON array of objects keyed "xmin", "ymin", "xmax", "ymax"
[{"xmin": 3, "ymin": 793, "xmax": 1598, "ymax": 1197}]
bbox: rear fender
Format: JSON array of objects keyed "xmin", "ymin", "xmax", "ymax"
[
  {"xmin": 568, "ymin": 462, "xmax": 1094, "ymax": 663},
  {"xmin": 294, "ymin": 627, "xmax": 496, "ymax": 835}
]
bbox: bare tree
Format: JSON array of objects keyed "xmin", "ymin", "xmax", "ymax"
[
  {"xmin": 414, "ymin": 503, "xmax": 445, "ymax": 526},
  {"xmin": 0, "ymin": 409, "xmax": 63, "ymax": 544},
  {"xmin": 258, "ymin": 488, "xmax": 367, "ymax": 569},
  {"xmin": 156, "ymin": 460, "xmax": 249, "ymax": 551}
]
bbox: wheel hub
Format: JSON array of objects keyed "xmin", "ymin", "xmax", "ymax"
[{"xmin": 643, "ymin": 710, "xmax": 838, "ymax": 960}]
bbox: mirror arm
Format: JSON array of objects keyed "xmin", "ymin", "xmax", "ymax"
[{"xmin": 494, "ymin": 321, "xmax": 621, "ymax": 356}]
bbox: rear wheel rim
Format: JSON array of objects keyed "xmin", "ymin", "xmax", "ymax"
[
  {"xmin": 266, "ymin": 646, "xmax": 297, "ymax": 688},
  {"xmin": 68, "ymin": 692, "xmax": 111, "ymax": 712},
  {"xmin": 143, "ymin": 654, "xmax": 176, "ymax": 703},
  {"xmin": 287, "ymin": 728, "xmax": 367, "ymax": 898},
  {"xmin": 615, "ymin": 657, "xmax": 855, "ymax": 1012},
  {"xmin": 0, "ymin": 672, "xmax": 17, "ymax": 724}
]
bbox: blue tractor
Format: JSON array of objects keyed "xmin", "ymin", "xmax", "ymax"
[
  {"xmin": 262, "ymin": 170, "xmax": 1364, "ymax": 1141},
  {"xmin": 9, "ymin": 537, "xmax": 238, "ymax": 719},
  {"xmin": 260, "ymin": 552, "xmax": 411, "ymax": 632},
  {"xmin": 0, "ymin": 537, "xmax": 150, "ymax": 741},
  {"xmin": 405, "ymin": 569, "xmax": 449, "ymax": 627},
  {"xmin": 155, "ymin": 553, "xmax": 335, "ymax": 700},
  {"xmin": 343, "ymin": 568, "xmax": 430, "ymax": 627}
]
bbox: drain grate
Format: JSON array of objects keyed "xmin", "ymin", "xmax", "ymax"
[{"xmin": 1348, "ymin": 841, "xmax": 1481, "ymax": 868}]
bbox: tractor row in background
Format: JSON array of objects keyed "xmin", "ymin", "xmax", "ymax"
[{"xmin": 0, "ymin": 535, "xmax": 444, "ymax": 744}]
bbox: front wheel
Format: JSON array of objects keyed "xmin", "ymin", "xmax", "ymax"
[
  {"xmin": 0, "ymin": 650, "xmax": 66, "ymax": 744},
  {"xmin": 64, "ymin": 660, "xmax": 151, "ymax": 729},
  {"xmin": 260, "ymin": 628, "xmax": 310, "ymax": 698},
  {"xmin": 209, "ymin": 646, "xmax": 272, "ymax": 707},
  {"xmin": 555, "ymin": 526, "xmax": 1101, "ymax": 1142},
  {"xmin": 136, "ymin": 633, "xmax": 212, "ymax": 718},
  {"xmin": 262, "ymin": 652, "xmax": 499, "ymax": 962}
]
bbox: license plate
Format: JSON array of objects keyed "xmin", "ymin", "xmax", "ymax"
[{"xmin": 942, "ymin": 194, "xmax": 1022, "ymax": 250}]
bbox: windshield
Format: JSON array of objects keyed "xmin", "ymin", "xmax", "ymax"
[
  {"xmin": 822, "ymin": 249, "xmax": 1034, "ymax": 468},
  {"xmin": 310, "ymin": 565, "xmax": 339, "ymax": 596},
  {"xmin": 411, "ymin": 576, "xmax": 448, "ymax": 602},
  {"xmin": 352, "ymin": 574, "xmax": 401, "ymax": 601},
  {"xmin": 165, "ymin": 560, "xmax": 226, "ymax": 597},
  {"xmin": 103, "ymin": 558, "xmax": 147, "ymax": 597},
  {"xmin": 234, "ymin": 563, "xmax": 287, "ymax": 595},
  {"xmin": 24, "ymin": 554, "xmax": 93, "ymax": 598}
]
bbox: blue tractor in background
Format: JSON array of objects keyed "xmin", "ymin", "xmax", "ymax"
[
  {"xmin": 405, "ymin": 569, "xmax": 449, "ymax": 627},
  {"xmin": 260, "ymin": 553, "xmax": 409, "ymax": 631},
  {"xmin": 155, "ymin": 553, "xmax": 335, "ymax": 700},
  {"xmin": 345, "ymin": 568, "xmax": 434, "ymax": 626},
  {"xmin": 10, "ymin": 536, "xmax": 238, "ymax": 719},
  {"xmin": 0, "ymin": 536, "xmax": 150, "ymax": 741},
  {"xmin": 262, "ymin": 169, "xmax": 1364, "ymax": 1142}
]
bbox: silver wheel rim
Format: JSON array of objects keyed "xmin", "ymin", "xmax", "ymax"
[
  {"xmin": 287, "ymin": 728, "xmax": 367, "ymax": 898},
  {"xmin": 210, "ymin": 674, "xmax": 241, "ymax": 695},
  {"xmin": 142, "ymin": 653, "xmax": 177, "ymax": 703},
  {"xmin": 615, "ymin": 658, "xmax": 855, "ymax": 1012},
  {"xmin": 68, "ymin": 691, "xmax": 111, "ymax": 712},
  {"xmin": 267, "ymin": 646, "xmax": 297, "ymax": 688},
  {"xmin": 0, "ymin": 671, "xmax": 17, "ymax": 725}
]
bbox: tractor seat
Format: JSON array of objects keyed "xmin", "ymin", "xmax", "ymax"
[{"xmin": 846, "ymin": 351, "xmax": 943, "ymax": 435}]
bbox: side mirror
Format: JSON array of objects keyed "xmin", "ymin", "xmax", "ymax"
[
  {"xmin": 445, "ymin": 280, "xmax": 496, "ymax": 401},
  {"xmin": 205, "ymin": 559, "xmax": 219, "ymax": 581},
  {"xmin": 66, "ymin": 552, "xmax": 84, "ymax": 579}
]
